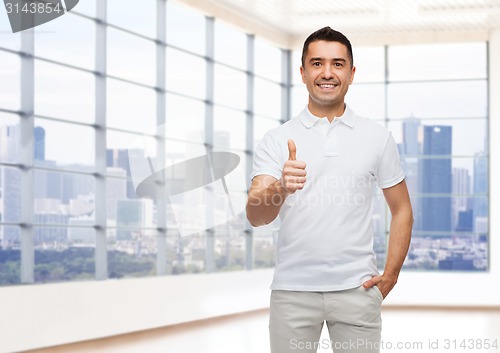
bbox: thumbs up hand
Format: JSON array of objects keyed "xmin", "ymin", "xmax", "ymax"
[{"xmin": 281, "ymin": 139, "xmax": 307, "ymax": 194}]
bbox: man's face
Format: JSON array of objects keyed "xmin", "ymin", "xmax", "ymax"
[{"xmin": 300, "ymin": 40, "xmax": 355, "ymax": 112}]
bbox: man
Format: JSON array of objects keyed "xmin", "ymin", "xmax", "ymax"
[{"xmin": 246, "ymin": 27, "xmax": 413, "ymax": 353}]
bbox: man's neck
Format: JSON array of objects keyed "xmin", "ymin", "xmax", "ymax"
[{"xmin": 308, "ymin": 102, "xmax": 346, "ymax": 123}]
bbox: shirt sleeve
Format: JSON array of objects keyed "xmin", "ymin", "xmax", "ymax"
[
  {"xmin": 376, "ymin": 133, "xmax": 405, "ymax": 189},
  {"xmin": 250, "ymin": 131, "xmax": 283, "ymax": 182}
]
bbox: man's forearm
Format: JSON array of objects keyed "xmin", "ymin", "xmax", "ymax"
[
  {"xmin": 246, "ymin": 180, "xmax": 289, "ymax": 227},
  {"xmin": 383, "ymin": 209, "xmax": 413, "ymax": 281}
]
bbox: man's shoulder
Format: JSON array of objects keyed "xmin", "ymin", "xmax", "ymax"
[
  {"xmin": 354, "ymin": 114, "xmax": 385, "ymax": 129},
  {"xmin": 264, "ymin": 117, "xmax": 298, "ymax": 138},
  {"xmin": 354, "ymin": 114, "xmax": 391, "ymax": 139}
]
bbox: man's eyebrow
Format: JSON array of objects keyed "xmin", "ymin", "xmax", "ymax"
[{"xmin": 309, "ymin": 57, "xmax": 347, "ymax": 63}]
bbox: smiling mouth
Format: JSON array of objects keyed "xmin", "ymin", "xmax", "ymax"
[{"xmin": 317, "ymin": 83, "xmax": 338, "ymax": 88}]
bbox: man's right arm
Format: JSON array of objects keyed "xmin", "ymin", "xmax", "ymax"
[
  {"xmin": 246, "ymin": 175, "xmax": 289, "ymax": 227},
  {"xmin": 246, "ymin": 139, "xmax": 306, "ymax": 227}
]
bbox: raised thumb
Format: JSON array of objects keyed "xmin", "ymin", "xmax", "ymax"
[{"xmin": 288, "ymin": 139, "xmax": 296, "ymax": 161}]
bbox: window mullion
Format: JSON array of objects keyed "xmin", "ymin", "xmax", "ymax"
[
  {"xmin": 20, "ymin": 28, "xmax": 35, "ymax": 284},
  {"xmin": 95, "ymin": 0, "xmax": 108, "ymax": 281},
  {"xmin": 156, "ymin": 0, "xmax": 167, "ymax": 276}
]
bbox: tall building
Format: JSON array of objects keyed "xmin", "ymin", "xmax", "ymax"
[
  {"xmin": 107, "ymin": 149, "xmax": 136, "ymax": 199},
  {"xmin": 421, "ymin": 125, "xmax": 452, "ymax": 233},
  {"xmin": 401, "ymin": 117, "xmax": 421, "ymax": 156},
  {"xmin": 0, "ymin": 125, "xmax": 20, "ymax": 161},
  {"xmin": 33, "ymin": 198, "xmax": 68, "ymax": 245},
  {"xmin": 34, "ymin": 160, "xmax": 61, "ymax": 199},
  {"xmin": 115, "ymin": 199, "xmax": 153, "ymax": 241},
  {"xmin": 0, "ymin": 125, "xmax": 22, "ymax": 245},
  {"xmin": 400, "ymin": 117, "xmax": 422, "ymax": 230},
  {"xmin": 1, "ymin": 125, "xmax": 46, "ymax": 161},
  {"xmin": 66, "ymin": 170, "xmax": 95, "ymax": 204},
  {"xmin": 452, "ymin": 167, "xmax": 471, "ymax": 230},
  {"xmin": 473, "ymin": 151, "xmax": 488, "ymax": 231},
  {"xmin": 455, "ymin": 210, "xmax": 474, "ymax": 232},
  {"xmin": 34, "ymin": 126, "xmax": 45, "ymax": 161},
  {"xmin": 1, "ymin": 168, "xmax": 21, "ymax": 246},
  {"xmin": 33, "ymin": 214, "xmax": 69, "ymax": 246},
  {"xmin": 106, "ymin": 167, "xmax": 127, "ymax": 222}
]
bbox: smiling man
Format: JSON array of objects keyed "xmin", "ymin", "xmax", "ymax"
[{"xmin": 246, "ymin": 27, "xmax": 413, "ymax": 353}]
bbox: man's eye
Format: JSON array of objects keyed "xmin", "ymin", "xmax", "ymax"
[
  {"xmin": 312, "ymin": 62, "xmax": 321, "ymax": 66},
  {"xmin": 335, "ymin": 63, "xmax": 343, "ymax": 67}
]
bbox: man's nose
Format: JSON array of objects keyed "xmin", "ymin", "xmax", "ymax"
[{"xmin": 321, "ymin": 64, "xmax": 334, "ymax": 79}]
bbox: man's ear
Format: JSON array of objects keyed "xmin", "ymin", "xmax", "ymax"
[
  {"xmin": 300, "ymin": 65, "xmax": 306, "ymax": 83},
  {"xmin": 349, "ymin": 66, "xmax": 356, "ymax": 85}
]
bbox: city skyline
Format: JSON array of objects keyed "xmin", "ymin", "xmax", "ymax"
[
  {"xmin": 398, "ymin": 118, "xmax": 488, "ymax": 271},
  {"xmin": 1, "ymin": 113, "xmax": 490, "ymax": 273}
]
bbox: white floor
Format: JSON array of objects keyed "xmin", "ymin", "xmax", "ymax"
[{"xmin": 25, "ymin": 308, "xmax": 500, "ymax": 353}]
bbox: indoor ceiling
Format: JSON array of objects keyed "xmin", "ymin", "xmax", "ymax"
[{"xmin": 179, "ymin": 0, "xmax": 500, "ymax": 47}]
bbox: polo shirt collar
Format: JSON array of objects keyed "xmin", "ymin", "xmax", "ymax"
[{"xmin": 299, "ymin": 104, "xmax": 357, "ymax": 129}]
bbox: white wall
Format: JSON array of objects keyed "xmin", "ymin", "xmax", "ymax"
[
  {"xmin": 0, "ymin": 270, "xmax": 274, "ymax": 353},
  {"xmin": 1, "ymin": 29, "xmax": 499, "ymax": 353}
]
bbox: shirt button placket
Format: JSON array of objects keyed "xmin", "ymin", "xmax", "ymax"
[{"xmin": 324, "ymin": 122, "xmax": 338, "ymax": 157}]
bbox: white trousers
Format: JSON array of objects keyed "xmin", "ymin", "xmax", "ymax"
[{"xmin": 269, "ymin": 286, "xmax": 383, "ymax": 353}]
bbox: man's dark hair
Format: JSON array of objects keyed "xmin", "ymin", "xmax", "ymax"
[{"xmin": 301, "ymin": 27, "xmax": 353, "ymax": 68}]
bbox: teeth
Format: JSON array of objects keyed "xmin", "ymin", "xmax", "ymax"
[{"xmin": 319, "ymin": 84, "xmax": 336, "ymax": 87}]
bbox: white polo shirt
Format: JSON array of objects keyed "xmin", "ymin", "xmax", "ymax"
[{"xmin": 251, "ymin": 105, "xmax": 405, "ymax": 291}]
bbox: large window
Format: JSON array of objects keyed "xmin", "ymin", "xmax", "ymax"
[
  {"xmin": 0, "ymin": 2, "xmax": 489, "ymax": 287},
  {"xmin": 0, "ymin": 1, "xmax": 287, "ymax": 285},
  {"xmin": 387, "ymin": 43, "xmax": 488, "ymax": 271},
  {"xmin": 292, "ymin": 42, "xmax": 489, "ymax": 271}
]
